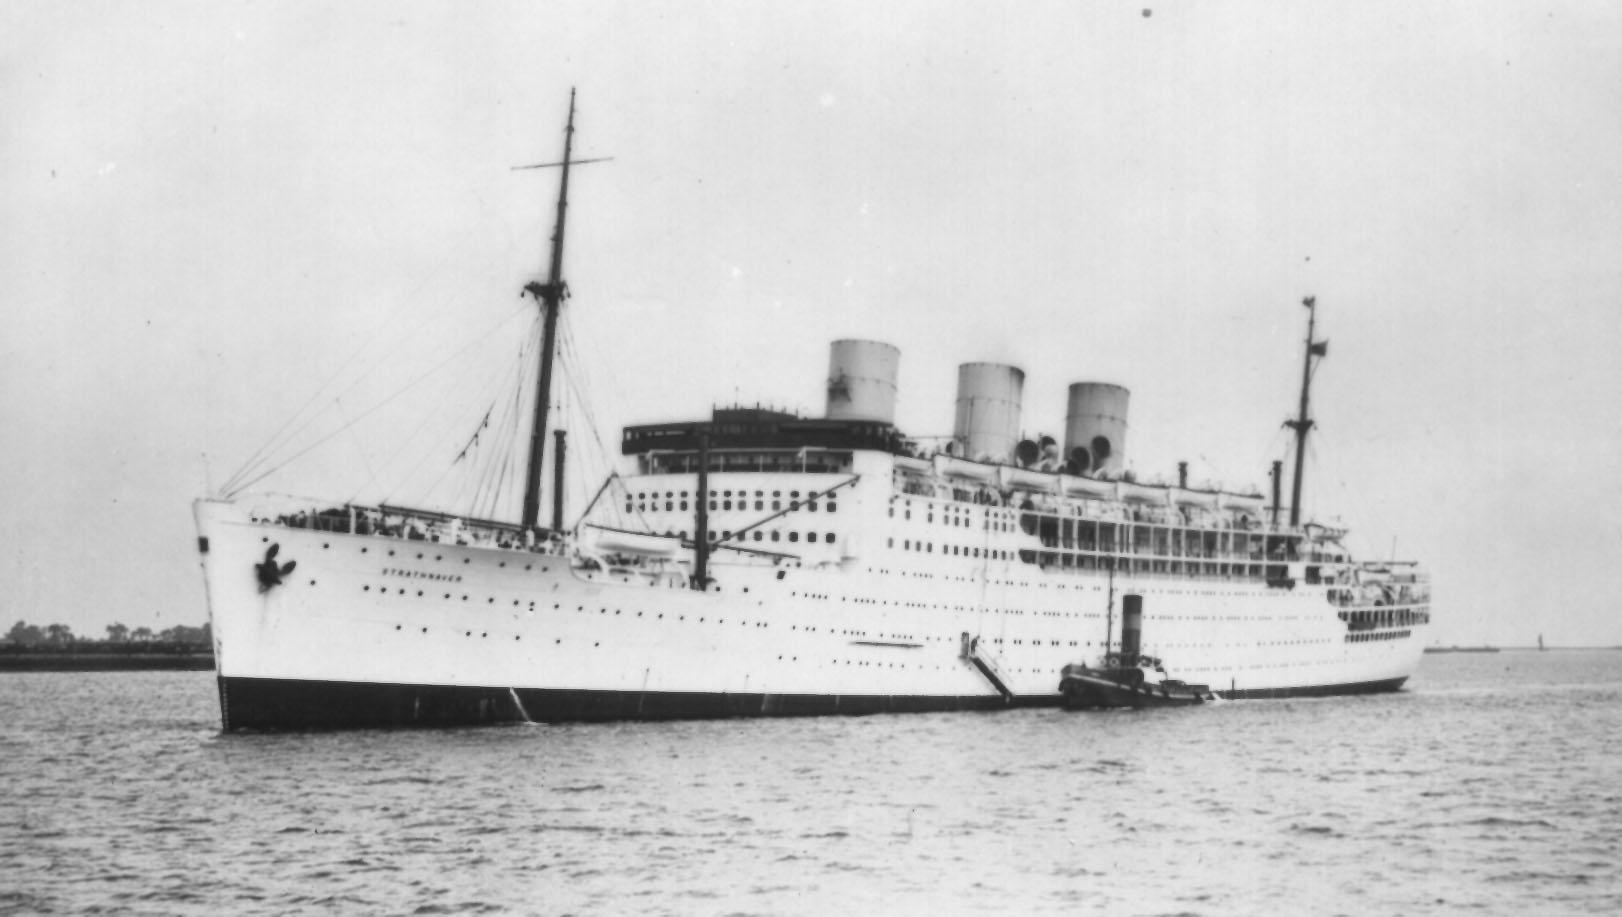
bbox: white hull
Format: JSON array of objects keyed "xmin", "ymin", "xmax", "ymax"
[{"xmin": 195, "ymin": 479, "xmax": 1427, "ymax": 728}]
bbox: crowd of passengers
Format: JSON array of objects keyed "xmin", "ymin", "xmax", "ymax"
[
  {"xmin": 898, "ymin": 473, "xmax": 1272, "ymax": 531},
  {"xmin": 259, "ymin": 507, "xmax": 561, "ymax": 552}
]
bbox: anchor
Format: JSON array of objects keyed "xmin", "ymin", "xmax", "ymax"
[{"xmin": 255, "ymin": 543, "xmax": 297, "ymax": 593}]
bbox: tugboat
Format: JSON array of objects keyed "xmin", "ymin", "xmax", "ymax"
[{"xmin": 1059, "ymin": 592, "xmax": 1217, "ymax": 709}]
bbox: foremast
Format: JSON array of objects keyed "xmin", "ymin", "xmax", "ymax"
[
  {"xmin": 521, "ymin": 90, "xmax": 579, "ymax": 534},
  {"xmin": 1285, "ymin": 296, "xmax": 1328, "ymax": 528}
]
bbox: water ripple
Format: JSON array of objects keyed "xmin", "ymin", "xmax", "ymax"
[{"xmin": 2, "ymin": 655, "xmax": 1622, "ymax": 914}]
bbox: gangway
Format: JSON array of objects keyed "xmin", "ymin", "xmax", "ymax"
[{"xmin": 960, "ymin": 632, "xmax": 1013, "ymax": 703}]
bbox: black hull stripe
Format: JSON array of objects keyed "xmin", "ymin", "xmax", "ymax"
[
  {"xmin": 217, "ymin": 674, "xmax": 1409, "ymax": 730},
  {"xmin": 1218, "ymin": 676, "xmax": 1408, "ymax": 700}
]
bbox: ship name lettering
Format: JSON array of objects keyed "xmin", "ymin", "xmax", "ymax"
[{"xmin": 380, "ymin": 567, "xmax": 462, "ymax": 583}]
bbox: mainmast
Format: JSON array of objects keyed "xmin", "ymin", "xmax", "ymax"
[
  {"xmin": 1285, "ymin": 295, "xmax": 1328, "ymax": 528},
  {"xmin": 520, "ymin": 90, "xmax": 578, "ymax": 533}
]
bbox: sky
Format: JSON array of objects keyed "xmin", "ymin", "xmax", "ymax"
[{"xmin": 4, "ymin": 1, "xmax": 1622, "ymax": 647}]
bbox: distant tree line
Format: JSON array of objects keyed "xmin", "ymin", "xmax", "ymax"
[{"xmin": 3, "ymin": 620, "xmax": 211, "ymax": 647}]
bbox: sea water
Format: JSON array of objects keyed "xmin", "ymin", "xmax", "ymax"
[{"xmin": 2, "ymin": 651, "xmax": 1619, "ymax": 916}]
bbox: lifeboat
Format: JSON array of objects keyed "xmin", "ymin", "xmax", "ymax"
[
  {"xmin": 1221, "ymin": 492, "xmax": 1266, "ymax": 513},
  {"xmin": 587, "ymin": 527, "xmax": 681, "ymax": 558},
  {"xmin": 893, "ymin": 455, "xmax": 931, "ymax": 474},
  {"xmin": 1062, "ymin": 475, "xmax": 1114, "ymax": 499},
  {"xmin": 933, "ymin": 454, "xmax": 998, "ymax": 482},
  {"xmin": 999, "ymin": 465, "xmax": 1056, "ymax": 492},
  {"xmin": 1172, "ymin": 488, "xmax": 1218, "ymax": 509},
  {"xmin": 1118, "ymin": 481, "xmax": 1166, "ymax": 505}
]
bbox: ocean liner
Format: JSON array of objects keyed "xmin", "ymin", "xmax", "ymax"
[{"xmin": 194, "ymin": 96, "xmax": 1431, "ymax": 729}]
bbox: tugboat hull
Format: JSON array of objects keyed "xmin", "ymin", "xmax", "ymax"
[{"xmin": 1059, "ymin": 667, "xmax": 1216, "ymax": 710}]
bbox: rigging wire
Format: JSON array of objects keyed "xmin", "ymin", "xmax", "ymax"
[
  {"xmin": 404, "ymin": 315, "xmax": 536, "ymax": 514},
  {"xmin": 574, "ymin": 313, "xmax": 656, "ymax": 532},
  {"xmin": 469, "ymin": 326, "xmax": 539, "ymax": 518},
  {"xmin": 218, "ymin": 286, "xmax": 467, "ymax": 497},
  {"xmin": 219, "ymin": 322, "xmax": 409, "ymax": 497},
  {"xmin": 219, "ymin": 252, "xmax": 511, "ymax": 497},
  {"xmin": 1303, "ymin": 426, "xmax": 1393, "ymax": 562},
  {"xmin": 225, "ymin": 303, "xmax": 533, "ymax": 498},
  {"xmin": 360, "ymin": 332, "xmax": 512, "ymax": 507},
  {"xmin": 559, "ymin": 318, "xmax": 619, "ymax": 473},
  {"xmin": 335, "ymin": 395, "xmax": 385, "ymax": 499},
  {"xmin": 556, "ymin": 315, "xmax": 637, "ymax": 529}
]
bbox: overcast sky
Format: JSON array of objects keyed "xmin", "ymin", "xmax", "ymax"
[{"xmin": 5, "ymin": 1, "xmax": 1621, "ymax": 646}]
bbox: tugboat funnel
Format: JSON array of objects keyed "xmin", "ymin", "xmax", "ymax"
[{"xmin": 1121, "ymin": 594, "xmax": 1143, "ymax": 661}]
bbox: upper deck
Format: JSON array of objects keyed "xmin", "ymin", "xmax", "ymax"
[{"xmin": 622, "ymin": 407, "xmax": 902, "ymax": 459}]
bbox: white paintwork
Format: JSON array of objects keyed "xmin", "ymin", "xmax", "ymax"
[{"xmin": 195, "ymin": 446, "xmax": 1427, "ymax": 704}]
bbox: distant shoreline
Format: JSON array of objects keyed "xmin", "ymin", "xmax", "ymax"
[
  {"xmin": 1424, "ymin": 645, "xmax": 1621, "ymax": 654},
  {"xmin": 0, "ymin": 644, "xmax": 214, "ymax": 672}
]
